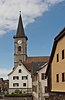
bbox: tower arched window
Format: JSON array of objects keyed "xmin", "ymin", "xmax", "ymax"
[{"xmin": 18, "ymin": 46, "xmax": 21, "ymax": 52}]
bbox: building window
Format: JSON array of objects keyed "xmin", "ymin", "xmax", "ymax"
[
  {"xmin": 13, "ymin": 83, "xmax": 19, "ymax": 87},
  {"xmin": 13, "ymin": 76, "xmax": 19, "ymax": 80},
  {"xmin": 19, "ymin": 69, "xmax": 22, "ymax": 73},
  {"xmin": 18, "ymin": 46, "xmax": 21, "ymax": 52},
  {"xmin": 45, "ymin": 86, "xmax": 48, "ymax": 93},
  {"xmin": 62, "ymin": 50, "xmax": 64, "ymax": 59},
  {"xmin": 41, "ymin": 73, "xmax": 45, "ymax": 80},
  {"xmin": 56, "ymin": 74, "xmax": 59, "ymax": 82},
  {"xmin": 22, "ymin": 76, "xmax": 28, "ymax": 80},
  {"xmin": 62, "ymin": 73, "xmax": 65, "ymax": 82},
  {"xmin": 23, "ymin": 83, "xmax": 26, "ymax": 87},
  {"xmin": 57, "ymin": 54, "xmax": 59, "ymax": 62}
]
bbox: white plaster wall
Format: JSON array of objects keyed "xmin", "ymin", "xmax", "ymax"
[
  {"xmin": 32, "ymin": 64, "xmax": 49, "ymax": 100},
  {"xmin": 33, "ymin": 92, "xmax": 38, "ymax": 98},
  {"xmin": 38, "ymin": 64, "xmax": 49, "ymax": 97},
  {"xmin": 8, "ymin": 63, "xmax": 32, "ymax": 89}
]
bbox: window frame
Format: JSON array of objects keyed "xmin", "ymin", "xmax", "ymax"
[
  {"xmin": 62, "ymin": 49, "xmax": 64, "ymax": 59},
  {"xmin": 62, "ymin": 73, "xmax": 65, "ymax": 82},
  {"xmin": 23, "ymin": 83, "xmax": 26, "ymax": 87},
  {"xmin": 57, "ymin": 53, "xmax": 59, "ymax": 62},
  {"xmin": 13, "ymin": 83, "xmax": 19, "ymax": 87},
  {"xmin": 41, "ymin": 73, "xmax": 45, "ymax": 80},
  {"xmin": 56, "ymin": 74, "xmax": 59, "ymax": 82},
  {"xmin": 22, "ymin": 76, "xmax": 28, "ymax": 80},
  {"xmin": 13, "ymin": 76, "xmax": 19, "ymax": 80}
]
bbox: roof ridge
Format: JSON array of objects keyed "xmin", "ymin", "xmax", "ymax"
[
  {"xmin": 28, "ymin": 56, "xmax": 49, "ymax": 58},
  {"xmin": 55, "ymin": 27, "xmax": 65, "ymax": 41}
]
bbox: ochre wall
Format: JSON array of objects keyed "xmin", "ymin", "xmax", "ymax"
[{"xmin": 51, "ymin": 36, "xmax": 65, "ymax": 92}]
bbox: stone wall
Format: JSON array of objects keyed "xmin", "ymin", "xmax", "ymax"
[
  {"xmin": 49, "ymin": 92, "xmax": 65, "ymax": 100},
  {"xmin": 3, "ymin": 97, "xmax": 32, "ymax": 100},
  {"xmin": 9, "ymin": 88, "xmax": 32, "ymax": 94}
]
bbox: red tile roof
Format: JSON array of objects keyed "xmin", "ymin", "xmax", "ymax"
[
  {"xmin": 23, "ymin": 62, "xmax": 33, "ymax": 72},
  {"xmin": 24, "ymin": 56, "xmax": 49, "ymax": 72},
  {"xmin": 8, "ymin": 56, "xmax": 49, "ymax": 75},
  {"xmin": 26, "ymin": 56, "xmax": 49, "ymax": 63}
]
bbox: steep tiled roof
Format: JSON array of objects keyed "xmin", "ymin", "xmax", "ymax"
[
  {"xmin": 31, "ymin": 62, "xmax": 46, "ymax": 75},
  {"xmin": 46, "ymin": 27, "xmax": 65, "ymax": 76},
  {"xmin": 25, "ymin": 56, "xmax": 49, "ymax": 73},
  {"xmin": 8, "ymin": 56, "xmax": 49, "ymax": 75},
  {"xmin": 23, "ymin": 62, "xmax": 33, "ymax": 72},
  {"xmin": 26, "ymin": 56, "xmax": 49, "ymax": 63}
]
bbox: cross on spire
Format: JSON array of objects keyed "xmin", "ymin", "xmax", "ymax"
[{"xmin": 19, "ymin": 11, "xmax": 21, "ymax": 15}]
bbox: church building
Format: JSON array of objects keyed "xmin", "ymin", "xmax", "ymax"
[{"xmin": 8, "ymin": 13, "xmax": 49, "ymax": 94}]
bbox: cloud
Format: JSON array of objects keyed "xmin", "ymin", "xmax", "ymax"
[
  {"xmin": 0, "ymin": 68, "xmax": 11, "ymax": 79},
  {"xmin": 0, "ymin": 0, "xmax": 64, "ymax": 35},
  {"xmin": 44, "ymin": 0, "xmax": 64, "ymax": 5}
]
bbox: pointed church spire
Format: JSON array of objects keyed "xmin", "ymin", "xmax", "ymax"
[
  {"xmin": 16, "ymin": 12, "xmax": 25, "ymax": 37},
  {"xmin": 14, "ymin": 12, "xmax": 27, "ymax": 40}
]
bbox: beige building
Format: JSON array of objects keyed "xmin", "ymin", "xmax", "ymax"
[{"xmin": 46, "ymin": 27, "xmax": 65, "ymax": 99}]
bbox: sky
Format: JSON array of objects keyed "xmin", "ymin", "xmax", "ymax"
[{"xmin": 0, "ymin": 0, "xmax": 65, "ymax": 79}]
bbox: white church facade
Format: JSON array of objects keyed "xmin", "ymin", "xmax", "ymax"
[{"xmin": 8, "ymin": 63, "xmax": 32, "ymax": 94}]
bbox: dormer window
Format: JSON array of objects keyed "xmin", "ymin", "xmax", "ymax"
[
  {"xmin": 19, "ymin": 69, "xmax": 22, "ymax": 73},
  {"xmin": 18, "ymin": 46, "xmax": 21, "ymax": 52}
]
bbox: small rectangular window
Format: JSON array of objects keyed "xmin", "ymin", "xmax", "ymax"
[
  {"xmin": 62, "ymin": 73, "xmax": 65, "ymax": 82},
  {"xmin": 13, "ymin": 83, "xmax": 19, "ymax": 87},
  {"xmin": 57, "ymin": 54, "xmax": 59, "ymax": 62},
  {"xmin": 56, "ymin": 74, "xmax": 59, "ymax": 82},
  {"xmin": 45, "ymin": 86, "xmax": 48, "ymax": 93},
  {"xmin": 23, "ymin": 83, "xmax": 26, "ymax": 87},
  {"xmin": 13, "ymin": 76, "xmax": 19, "ymax": 80},
  {"xmin": 22, "ymin": 76, "xmax": 28, "ymax": 80},
  {"xmin": 41, "ymin": 73, "xmax": 45, "ymax": 80},
  {"xmin": 62, "ymin": 50, "xmax": 64, "ymax": 59}
]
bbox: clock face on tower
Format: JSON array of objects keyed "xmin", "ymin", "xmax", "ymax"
[{"xmin": 18, "ymin": 40, "xmax": 22, "ymax": 45}]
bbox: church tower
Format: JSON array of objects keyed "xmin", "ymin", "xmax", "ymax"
[{"xmin": 13, "ymin": 13, "xmax": 28, "ymax": 67}]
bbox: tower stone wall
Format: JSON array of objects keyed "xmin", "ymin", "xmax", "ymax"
[{"xmin": 13, "ymin": 14, "xmax": 28, "ymax": 67}]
